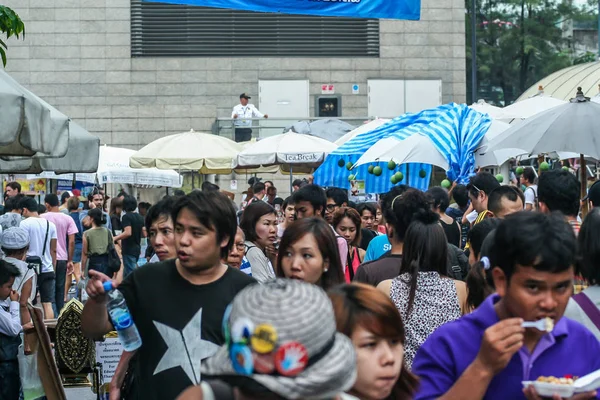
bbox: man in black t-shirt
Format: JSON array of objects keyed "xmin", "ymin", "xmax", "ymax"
[
  {"xmin": 82, "ymin": 191, "xmax": 255, "ymax": 400},
  {"xmin": 113, "ymin": 195, "xmax": 145, "ymax": 277}
]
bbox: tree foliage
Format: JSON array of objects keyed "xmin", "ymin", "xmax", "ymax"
[
  {"xmin": 0, "ymin": 5, "xmax": 24, "ymax": 67},
  {"xmin": 466, "ymin": 0, "xmax": 584, "ymax": 105}
]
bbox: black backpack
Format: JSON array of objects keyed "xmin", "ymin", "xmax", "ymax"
[{"xmin": 446, "ymin": 243, "xmax": 469, "ymax": 281}]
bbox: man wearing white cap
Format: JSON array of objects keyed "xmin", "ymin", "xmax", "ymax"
[
  {"xmin": 1, "ymin": 227, "xmax": 36, "ymax": 328},
  {"xmin": 232, "ymin": 93, "xmax": 268, "ymax": 142}
]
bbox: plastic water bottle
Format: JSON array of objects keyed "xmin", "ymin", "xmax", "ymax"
[{"xmin": 102, "ymin": 281, "xmax": 142, "ymax": 351}]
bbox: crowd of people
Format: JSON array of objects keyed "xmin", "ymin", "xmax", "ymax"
[{"xmin": 1, "ymin": 165, "xmax": 600, "ymax": 400}]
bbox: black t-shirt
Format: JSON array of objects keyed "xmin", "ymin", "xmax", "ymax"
[
  {"xmin": 359, "ymin": 228, "xmax": 377, "ymax": 251},
  {"xmin": 121, "ymin": 212, "xmax": 145, "ymax": 256},
  {"xmin": 352, "ymin": 253, "xmax": 403, "ymax": 287},
  {"xmin": 111, "ymin": 214, "xmax": 123, "ymax": 235},
  {"xmin": 118, "ymin": 260, "xmax": 256, "ymax": 400}
]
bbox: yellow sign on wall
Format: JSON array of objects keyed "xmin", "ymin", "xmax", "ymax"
[{"xmin": 3, "ymin": 177, "xmax": 47, "ymax": 195}]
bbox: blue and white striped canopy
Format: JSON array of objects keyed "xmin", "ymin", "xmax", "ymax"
[{"xmin": 313, "ymin": 103, "xmax": 491, "ymax": 193}]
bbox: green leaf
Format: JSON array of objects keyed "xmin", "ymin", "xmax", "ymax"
[
  {"xmin": 0, "ymin": 5, "xmax": 25, "ymax": 66},
  {"xmin": 0, "ymin": 47, "xmax": 6, "ymax": 67}
]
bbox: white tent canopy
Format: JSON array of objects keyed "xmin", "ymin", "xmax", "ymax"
[
  {"xmin": 469, "ymin": 100, "xmax": 505, "ymax": 119},
  {"xmin": 40, "ymin": 145, "xmax": 181, "ymax": 187},
  {"xmin": 335, "ymin": 119, "xmax": 390, "ymax": 146},
  {"xmin": 498, "ymin": 95, "xmax": 567, "ymax": 120}
]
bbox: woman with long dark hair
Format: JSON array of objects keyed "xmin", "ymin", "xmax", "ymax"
[
  {"xmin": 276, "ymin": 217, "xmax": 344, "ymax": 291},
  {"xmin": 378, "ymin": 209, "xmax": 467, "ymax": 368},
  {"xmin": 329, "ymin": 283, "xmax": 418, "ymax": 400},
  {"xmin": 239, "ymin": 201, "xmax": 278, "ymax": 283}
]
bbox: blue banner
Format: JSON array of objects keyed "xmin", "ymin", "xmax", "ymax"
[
  {"xmin": 143, "ymin": 0, "xmax": 421, "ymax": 20},
  {"xmin": 56, "ymin": 180, "xmax": 94, "ymax": 193}
]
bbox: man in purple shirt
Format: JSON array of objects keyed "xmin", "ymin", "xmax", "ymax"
[{"xmin": 413, "ymin": 212, "xmax": 600, "ymax": 400}]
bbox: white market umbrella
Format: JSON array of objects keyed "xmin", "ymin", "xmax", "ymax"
[
  {"xmin": 0, "ymin": 69, "xmax": 70, "ymax": 157},
  {"xmin": 237, "ymin": 131, "xmax": 337, "ymax": 190},
  {"xmin": 130, "ymin": 129, "xmax": 242, "ymax": 174},
  {"xmin": 469, "ymin": 100, "xmax": 505, "ymax": 119},
  {"xmin": 335, "ymin": 119, "xmax": 390, "ymax": 146},
  {"xmin": 484, "ymin": 97, "xmax": 600, "ymax": 160},
  {"xmin": 237, "ymin": 131, "xmax": 337, "ymax": 167},
  {"xmin": 498, "ymin": 95, "xmax": 567, "ymax": 120},
  {"xmin": 474, "ymin": 120, "xmax": 528, "ymax": 167},
  {"xmin": 42, "ymin": 146, "xmax": 181, "ymax": 187},
  {"xmin": 354, "ymin": 133, "xmax": 449, "ymax": 170},
  {"xmin": 483, "ymin": 94, "xmax": 600, "ymax": 212}
]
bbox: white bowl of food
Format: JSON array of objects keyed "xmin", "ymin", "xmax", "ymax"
[
  {"xmin": 523, "ymin": 370, "xmax": 600, "ymax": 397},
  {"xmin": 522, "ymin": 380, "xmax": 575, "ymax": 398}
]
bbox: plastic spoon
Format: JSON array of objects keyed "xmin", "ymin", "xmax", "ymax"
[{"xmin": 522, "ymin": 317, "xmax": 554, "ymax": 332}]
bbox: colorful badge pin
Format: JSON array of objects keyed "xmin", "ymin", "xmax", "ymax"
[
  {"xmin": 231, "ymin": 318, "xmax": 255, "ymax": 344},
  {"xmin": 251, "ymin": 323, "xmax": 278, "ymax": 354},
  {"xmin": 253, "ymin": 352, "xmax": 276, "ymax": 374},
  {"xmin": 274, "ymin": 341, "xmax": 308, "ymax": 377},
  {"xmin": 230, "ymin": 344, "xmax": 254, "ymax": 375}
]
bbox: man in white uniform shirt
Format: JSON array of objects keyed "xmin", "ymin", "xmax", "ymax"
[{"xmin": 231, "ymin": 93, "xmax": 268, "ymax": 142}]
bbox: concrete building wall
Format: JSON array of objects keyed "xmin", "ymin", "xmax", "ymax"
[{"xmin": 2, "ymin": 0, "xmax": 466, "ymax": 151}]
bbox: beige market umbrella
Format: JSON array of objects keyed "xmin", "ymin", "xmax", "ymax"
[{"xmin": 129, "ymin": 129, "xmax": 243, "ymax": 174}]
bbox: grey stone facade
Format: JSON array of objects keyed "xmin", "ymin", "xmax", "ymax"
[{"xmin": 2, "ymin": 0, "xmax": 466, "ymax": 149}]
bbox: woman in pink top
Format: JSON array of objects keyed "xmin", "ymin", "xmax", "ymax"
[{"xmin": 333, "ymin": 207, "xmax": 365, "ymax": 283}]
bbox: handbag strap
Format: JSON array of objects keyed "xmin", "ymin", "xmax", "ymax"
[
  {"xmin": 573, "ymin": 292, "xmax": 600, "ymax": 331},
  {"xmin": 41, "ymin": 219, "xmax": 49, "ymax": 257},
  {"xmin": 106, "ymin": 228, "xmax": 114, "ymax": 251}
]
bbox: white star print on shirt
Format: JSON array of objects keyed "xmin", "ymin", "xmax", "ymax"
[{"xmin": 152, "ymin": 308, "xmax": 220, "ymax": 384}]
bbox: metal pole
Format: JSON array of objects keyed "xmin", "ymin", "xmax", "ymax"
[
  {"xmin": 471, "ymin": 0, "xmax": 477, "ymax": 103},
  {"xmin": 289, "ymin": 165, "xmax": 293, "ymax": 194},
  {"xmin": 598, "ymin": 0, "xmax": 600, "ymax": 60}
]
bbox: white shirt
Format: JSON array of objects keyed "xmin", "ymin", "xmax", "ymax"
[
  {"xmin": 20, "ymin": 217, "xmax": 58, "ymax": 273},
  {"xmin": 0, "ymin": 301, "xmax": 21, "ymax": 336},
  {"xmin": 564, "ymin": 286, "xmax": 600, "ymax": 341},
  {"xmin": 524, "ymin": 184, "xmax": 538, "ymax": 206},
  {"xmin": 6, "ymin": 257, "xmax": 37, "ymax": 303},
  {"xmin": 232, "ymin": 103, "xmax": 264, "ymax": 127}
]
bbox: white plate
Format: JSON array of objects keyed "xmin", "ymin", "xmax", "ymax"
[{"xmin": 522, "ymin": 381, "xmax": 575, "ymax": 398}]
